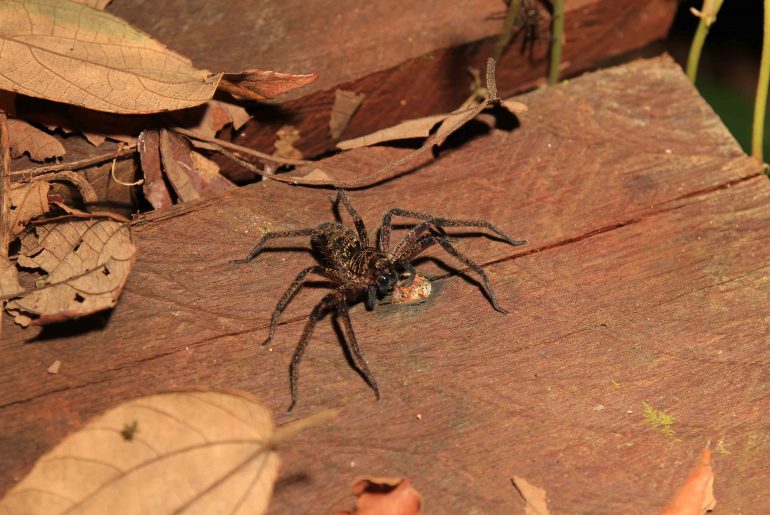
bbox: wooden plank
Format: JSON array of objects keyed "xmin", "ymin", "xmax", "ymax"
[
  {"xmin": 2, "ymin": 56, "xmax": 769, "ymax": 512},
  {"xmin": 108, "ymin": 0, "xmax": 678, "ymax": 159}
]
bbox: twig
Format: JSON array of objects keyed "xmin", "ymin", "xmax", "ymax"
[
  {"xmin": 173, "ymin": 127, "xmax": 313, "ymax": 166},
  {"xmin": 10, "ymin": 146, "xmax": 137, "ymax": 182},
  {"xmin": 753, "ymin": 0, "xmax": 770, "ymax": 163},
  {"xmin": 686, "ymin": 0, "xmax": 725, "ymax": 83},
  {"xmin": 549, "ymin": 0, "xmax": 565, "ymax": 84}
]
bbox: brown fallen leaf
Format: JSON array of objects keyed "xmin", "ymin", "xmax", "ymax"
[
  {"xmin": 4, "ymin": 219, "xmax": 136, "ymax": 325},
  {"xmin": 189, "ymin": 150, "xmax": 236, "ymax": 193},
  {"xmin": 0, "ymin": 391, "xmax": 281, "ymax": 515},
  {"xmin": 8, "ymin": 181, "xmax": 51, "ymax": 236},
  {"xmin": 169, "ymin": 100, "xmax": 250, "ymax": 139},
  {"xmin": 337, "ymin": 114, "xmax": 448, "ymax": 150},
  {"xmin": 0, "ymin": 0, "xmax": 222, "ymax": 114},
  {"xmin": 330, "ymin": 90, "xmax": 366, "ymax": 139},
  {"xmin": 0, "ymin": 256, "xmax": 22, "ymax": 299},
  {"xmin": 273, "ymin": 125, "xmax": 303, "ymax": 160},
  {"xmin": 71, "ymin": 0, "xmax": 111, "ymax": 8},
  {"xmin": 34, "ymin": 170, "xmax": 98, "ymax": 204},
  {"xmin": 340, "ymin": 477, "xmax": 422, "ymax": 515},
  {"xmin": 159, "ymin": 129, "xmax": 201, "ymax": 202},
  {"xmin": 512, "ymin": 476, "xmax": 550, "ymax": 515},
  {"xmin": 138, "ymin": 129, "xmax": 173, "ymax": 209},
  {"xmin": 220, "ymin": 69, "xmax": 318, "ymax": 101},
  {"xmin": 661, "ymin": 448, "xmax": 716, "ymax": 515},
  {"xmin": 7, "ymin": 118, "xmax": 66, "ymax": 161}
]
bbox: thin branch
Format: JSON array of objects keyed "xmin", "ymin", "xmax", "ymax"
[
  {"xmin": 0, "ymin": 112, "xmax": 10, "ymax": 335},
  {"xmin": 686, "ymin": 0, "xmax": 725, "ymax": 83},
  {"xmin": 10, "ymin": 146, "xmax": 137, "ymax": 182},
  {"xmin": 492, "ymin": 0, "xmax": 523, "ymax": 64},
  {"xmin": 548, "ymin": 0, "xmax": 565, "ymax": 84},
  {"xmin": 173, "ymin": 127, "xmax": 313, "ymax": 166},
  {"xmin": 753, "ymin": 0, "xmax": 770, "ymax": 163}
]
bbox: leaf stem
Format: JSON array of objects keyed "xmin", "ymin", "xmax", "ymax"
[
  {"xmin": 549, "ymin": 0, "xmax": 565, "ymax": 84},
  {"xmin": 753, "ymin": 0, "xmax": 770, "ymax": 163},
  {"xmin": 686, "ymin": 0, "xmax": 725, "ymax": 83}
]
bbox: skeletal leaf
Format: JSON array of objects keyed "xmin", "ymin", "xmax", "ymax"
[
  {"xmin": 8, "ymin": 181, "xmax": 51, "ymax": 236},
  {"xmin": 0, "ymin": 391, "xmax": 281, "ymax": 515},
  {"xmin": 512, "ymin": 476, "xmax": 550, "ymax": 515},
  {"xmin": 329, "ymin": 90, "xmax": 366, "ymax": 139},
  {"xmin": 7, "ymin": 118, "xmax": 65, "ymax": 161},
  {"xmin": 6, "ymin": 219, "xmax": 136, "ymax": 325},
  {"xmin": 0, "ymin": 0, "xmax": 222, "ymax": 114},
  {"xmin": 661, "ymin": 448, "xmax": 716, "ymax": 515},
  {"xmin": 220, "ymin": 69, "xmax": 318, "ymax": 101}
]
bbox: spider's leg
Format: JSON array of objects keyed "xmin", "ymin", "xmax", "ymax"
[
  {"xmin": 231, "ymin": 228, "xmax": 319, "ymax": 264},
  {"xmin": 263, "ymin": 266, "xmax": 348, "ymax": 346},
  {"xmin": 381, "ymin": 208, "xmax": 527, "ymax": 248},
  {"xmin": 288, "ymin": 288, "xmax": 341, "ymax": 411},
  {"xmin": 434, "ymin": 237, "xmax": 511, "ymax": 315},
  {"xmin": 337, "ymin": 294, "xmax": 380, "ymax": 400},
  {"xmin": 336, "ymin": 189, "xmax": 369, "ymax": 246}
]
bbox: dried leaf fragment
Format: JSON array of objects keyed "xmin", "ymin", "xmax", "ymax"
[
  {"xmin": 273, "ymin": 125, "xmax": 303, "ymax": 160},
  {"xmin": 512, "ymin": 476, "xmax": 550, "ymax": 515},
  {"xmin": 330, "ymin": 90, "xmax": 366, "ymax": 139},
  {"xmin": 0, "ymin": 255, "xmax": 22, "ymax": 298},
  {"xmin": 220, "ymin": 69, "xmax": 318, "ymax": 100},
  {"xmin": 661, "ymin": 448, "xmax": 716, "ymax": 515},
  {"xmin": 340, "ymin": 477, "xmax": 422, "ymax": 515},
  {"xmin": 7, "ymin": 118, "xmax": 65, "ymax": 161},
  {"xmin": 8, "ymin": 181, "xmax": 51, "ymax": 236},
  {"xmin": 5, "ymin": 219, "xmax": 137, "ymax": 325},
  {"xmin": 0, "ymin": 391, "xmax": 280, "ymax": 515},
  {"xmin": 337, "ymin": 114, "xmax": 447, "ymax": 150},
  {"xmin": 138, "ymin": 129, "xmax": 173, "ymax": 210},
  {"xmin": 0, "ymin": 0, "xmax": 222, "ymax": 114}
]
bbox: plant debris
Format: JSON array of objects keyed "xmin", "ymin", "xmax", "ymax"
[
  {"xmin": 512, "ymin": 476, "xmax": 550, "ymax": 515},
  {"xmin": 661, "ymin": 448, "xmax": 716, "ymax": 515},
  {"xmin": 339, "ymin": 477, "xmax": 422, "ymax": 515},
  {"xmin": 330, "ymin": 89, "xmax": 366, "ymax": 139}
]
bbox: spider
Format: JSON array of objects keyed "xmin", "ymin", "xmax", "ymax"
[{"xmin": 232, "ymin": 190, "xmax": 526, "ymax": 410}]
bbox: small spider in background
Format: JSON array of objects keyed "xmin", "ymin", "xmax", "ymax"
[{"xmin": 232, "ymin": 190, "xmax": 526, "ymax": 410}]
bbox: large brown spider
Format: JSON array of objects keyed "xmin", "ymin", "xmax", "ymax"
[{"xmin": 232, "ymin": 190, "xmax": 526, "ymax": 410}]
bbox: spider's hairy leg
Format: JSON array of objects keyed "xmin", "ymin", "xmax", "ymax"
[
  {"xmin": 230, "ymin": 227, "xmax": 318, "ymax": 265},
  {"xmin": 337, "ymin": 295, "xmax": 380, "ymax": 400},
  {"xmin": 404, "ymin": 234, "xmax": 511, "ymax": 315},
  {"xmin": 381, "ymin": 208, "xmax": 527, "ymax": 248},
  {"xmin": 288, "ymin": 286, "xmax": 357, "ymax": 411},
  {"xmin": 335, "ymin": 189, "xmax": 369, "ymax": 246},
  {"xmin": 263, "ymin": 265, "xmax": 349, "ymax": 347}
]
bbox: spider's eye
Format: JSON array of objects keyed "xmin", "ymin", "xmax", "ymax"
[{"xmin": 378, "ymin": 273, "xmax": 389, "ymax": 285}]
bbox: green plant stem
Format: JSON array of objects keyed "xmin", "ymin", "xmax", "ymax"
[
  {"xmin": 686, "ymin": 0, "xmax": 725, "ymax": 83},
  {"xmin": 549, "ymin": 0, "xmax": 565, "ymax": 84},
  {"xmin": 753, "ymin": 0, "xmax": 770, "ymax": 162}
]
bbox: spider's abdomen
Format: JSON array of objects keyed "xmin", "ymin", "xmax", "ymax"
[{"xmin": 311, "ymin": 222, "xmax": 361, "ymax": 270}]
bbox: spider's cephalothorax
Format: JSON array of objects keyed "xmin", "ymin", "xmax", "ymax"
[{"xmin": 232, "ymin": 190, "xmax": 526, "ymax": 410}]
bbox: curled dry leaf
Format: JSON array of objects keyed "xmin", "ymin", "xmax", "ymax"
[
  {"xmin": 4, "ymin": 219, "xmax": 136, "ymax": 325},
  {"xmin": 330, "ymin": 90, "xmax": 366, "ymax": 139},
  {"xmin": 220, "ymin": 69, "xmax": 318, "ymax": 101},
  {"xmin": 661, "ymin": 448, "xmax": 716, "ymax": 515},
  {"xmin": 0, "ymin": 0, "xmax": 222, "ymax": 114},
  {"xmin": 512, "ymin": 476, "xmax": 550, "ymax": 515},
  {"xmin": 340, "ymin": 477, "xmax": 422, "ymax": 515},
  {"xmin": 0, "ymin": 391, "xmax": 281, "ymax": 515},
  {"xmin": 8, "ymin": 181, "xmax": 51, "ymax": 236},
  {"xmin": 138, "ymin": 130, "xmax": 173, "ymax": 210},
  {"xmin": 7, "ymin": 118, "xmax": 66, "ymax": 161}
]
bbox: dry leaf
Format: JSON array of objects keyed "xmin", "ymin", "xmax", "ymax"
[
  {"xmin": 512, "ymin": 476, "xmax": 550, "ymax": 515},
  {"xmin": 71, "ymin": 0, "xmax": 111, "ymax": 8},
  {"xmin": 220, "ymin": 69, "xmax": 318, "ymax": 101},
  {"xmin": 7, "ymin": 118, "xmax": 66, "ymax": 161},
  {"xmin": 0, "ymin": 391, "xmax": 281, "ymax": 515},
  {"xmin": 340, "ymin": 477, "xmax": 422, "ymax": 515},
  {"xmin": 661, "ymin": 448, "xmax": 716, "ymax": 515},
  {"xmin": 330, "ymin": 90, "xmax": 366, "ymax": 139},
  {"xmin": 8, "ymin": 181, "xmax": 51, "ymax": 236},
  {"xmin": 337, "ymin": 114, "xmax": 447, "ymax": 150},
  {"xmin": 0, "ymin": 255, "xmax": 22, "ymax": 298},
  {"xmin": 273, "ymin": 125, "xmax": 303, "ymax": 160},
  {"xmin": 5, "ymin": 219, "xmax": 136, "ymax": 325},
  {"xmin": 138, "ymin": 129, "xmax": 173, "ymax": 209},
  {"xmin": 170, "ymin": 100, "xmax": 249, "ymax": 139},
  {"xmin": 189, "ymin": 150, "xmax": 236, "ymax": 193},
  {"xmin": 47, "ymin": 359, "xmax": 61, "ymax": 374},
  {"xmin": 34, "ymin": 171, "xmax": 98, "ymax": 204},
  {"xmin": 159, "ymin": 129, "xmax": 201, "ymax": 202},
  {"xmin": 0, "ymin": 0, "xmax": 222, "ymax": 114},
  {"xmin": 297, "ymin": 168, "xmax": 333, "ymax": 183},
  {"xmin": 218, "ymin": 101, "xmax": 251, "ymax": 131}
]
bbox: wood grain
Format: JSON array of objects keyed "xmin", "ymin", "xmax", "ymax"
[
  {"xmin": 108, "ymin": 0, "xmax": 678, "ymax": 161},
  {"xmin": 2, "ymin": 56, "xmax": 769, "ymax": 513}
]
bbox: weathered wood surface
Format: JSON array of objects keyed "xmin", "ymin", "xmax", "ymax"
[
  {"xmin": 3, "ymin": 56, "xmax": 770, "ymax": 513},
  {"xmin": 109, "ymin": 0, "xmax": 678, "ymax": 159}
]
